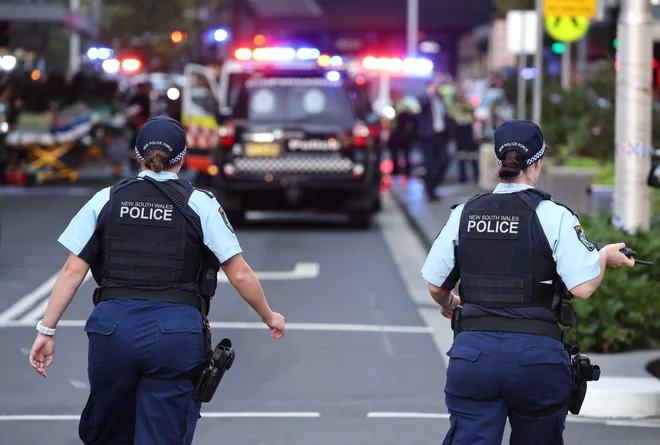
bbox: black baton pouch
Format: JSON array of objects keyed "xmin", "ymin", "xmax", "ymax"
[{"xmin": 193, "ymin": 338, "xmax": 235, "ymax": 403}]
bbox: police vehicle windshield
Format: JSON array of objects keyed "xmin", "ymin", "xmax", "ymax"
[{"xmin": 231, "ymin": 77, "xmax": 356, "ymax": 126}]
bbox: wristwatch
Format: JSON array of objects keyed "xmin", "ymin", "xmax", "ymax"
[{"xmin": 36, "ymin": 320, "xmax": 56, "ymax": 336}]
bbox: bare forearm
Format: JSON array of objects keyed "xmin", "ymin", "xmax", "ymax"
[
  {"xmin": 230, "ymin": 271, "xmax": 272, "ymax": 320},
  {"xmin": 42, "ymin": 270, "xmax": 86, "ymax": 328},
  {"xmin": 429, "ymin": 285, "xmax": 453, "ymax": 307}
]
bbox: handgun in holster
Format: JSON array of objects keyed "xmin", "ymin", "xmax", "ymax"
[{"xmin": 193, "ymin": 338, "xmax": 235, "ymax": 403}]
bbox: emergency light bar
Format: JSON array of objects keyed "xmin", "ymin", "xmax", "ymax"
[{"xmin": 362, "ymin": 56, "xmax": 433, "ymax": 75}]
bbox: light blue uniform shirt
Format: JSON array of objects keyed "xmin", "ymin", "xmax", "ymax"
[
  {"xmin": 421, "ymin": 182, "xmax": 601, "ymax": 291},
  {"xmin": 58, "ymin": 170, "xmax": 242, "ymax": 264}
]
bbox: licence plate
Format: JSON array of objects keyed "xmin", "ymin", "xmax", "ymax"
[{"xmin": 245, "ymin": 142, "xmax": 280, "ymax": 157}]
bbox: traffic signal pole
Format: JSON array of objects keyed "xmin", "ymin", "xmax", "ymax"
[
  {"xmin": 68, "ymin": 0, "xmax": 81, "ymax": 77},
  {"xmin": 407, "ymin": 0, "xmax": 418, "ymax": 57},
  {"xmin": 613, "ymin": 0, "xmax": 653, "ymax": 232}
]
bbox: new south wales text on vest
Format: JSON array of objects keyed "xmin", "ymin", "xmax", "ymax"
[{"xmin": 467, "ymin": 214, "xmax": 520, "ymax": 234}]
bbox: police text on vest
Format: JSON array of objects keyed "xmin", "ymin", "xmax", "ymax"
[
  {"xmin": 467, "ymin": 214, "xmax": 519, "ymax": 234},
  {"xmin": 120, "ymin": 201, "xmax": 174, "ymax": 221}
]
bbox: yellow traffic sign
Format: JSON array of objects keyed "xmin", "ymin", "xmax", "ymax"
[
  {"xmin": 544, "ymin": 0, "xmax": 596, "ymax": 19},
  {"xmin": 545, "ymin": 16, "xmax": 590, "ymax": 43}
]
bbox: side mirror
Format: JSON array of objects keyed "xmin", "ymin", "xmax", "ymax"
[{"xmin": 648, "ymin": 163, "xmax": 660, "ymax": 188}]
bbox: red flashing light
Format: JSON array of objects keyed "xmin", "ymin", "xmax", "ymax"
[
  {"xmin": 121, "ymin": 58, "xmax": 141, "ymax": 72},
  {"xmin": 352, "ymin": 121, "xmax": 369, "ymax": 148},
  {"xmin": 219, "ymin": 122, "xmax": 235, "ymax": 148},
  {"xmin": 355, "ymin": 75, "xmax": 365, "ymax": 85}
]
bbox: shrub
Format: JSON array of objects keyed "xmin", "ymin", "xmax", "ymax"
[{"xmin": 563, "ymin": 212, "xmax": 660, "ymax": 353}]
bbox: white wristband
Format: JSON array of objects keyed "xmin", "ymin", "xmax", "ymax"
[{"xmin": 36, "ymin": 320, "xmax": 56, "ymax": 336}]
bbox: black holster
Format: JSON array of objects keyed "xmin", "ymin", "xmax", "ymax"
[{"xmin": 193, "ymin": 337, "xmax": 235, "ymax": 403}]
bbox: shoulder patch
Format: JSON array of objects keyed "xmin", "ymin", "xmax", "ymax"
[
  {"xmin": 574, "ymin": 225, "xmax": 595, "ymax": 251},
  {"xmin": 219, "ymin": 207, "xmax": 234, "ymax": 233}
]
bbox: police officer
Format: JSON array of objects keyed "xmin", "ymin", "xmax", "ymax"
[
  {"xmin": 421, "ymin": 120, "xmax": 635, "ymax": 445},
  {"xmin": 28, "ymin": 116, "xmax": 286, "ymax": 445}
]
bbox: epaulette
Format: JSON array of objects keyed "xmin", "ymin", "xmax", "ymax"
[{"xmin": 191, "ymin": 184, "xmax": 215, "ymax": 199}]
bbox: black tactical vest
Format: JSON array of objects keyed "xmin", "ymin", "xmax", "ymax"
[
  {"xmin": 455, "ymin": 188, "xmax": 563, "ymax": 340},
  {"xmin": 95, "ymin": 177, "xmax": 211, "ymax": 304}
]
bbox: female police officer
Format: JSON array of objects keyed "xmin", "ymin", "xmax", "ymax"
[
  {"xmin": 28, "ymin": 116, "xmax": 286, "ymax": 445},
  {"xmin": 422, "ymin": 120, "xmax": 635, "ymax": 445}
]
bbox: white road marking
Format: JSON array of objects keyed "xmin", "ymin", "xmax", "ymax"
[
  {"xmin": 366, "ymin": 412, "xmax": 660, "ymax": 428},
  {"xmin": 18, "ymin": 271, "xmax": 93, "ymax": 324},
  {"xmin": 217, "ymin": 262, "xmax": 320, "ymax": 282},
  {"xmin": 378, "ymin": 195, "xmax": 454, "ymax": 366},
  {"xmin": 68, "ymin": 380, "xmax": 88, "ymax": 390},
  {"xmin": 0, "ymin": 319, "xmax": 434, "ymax": 333},
  {"xmin": 0, "ymin": 412, "xmax": 321, "ymax": 421},
  {"xmin": 0, "ymin": 271, "xmax": 61, "ymax": 323},
  {"xmin": 19, "ymin": 348, "xmax": 29, "ymax": 356}
]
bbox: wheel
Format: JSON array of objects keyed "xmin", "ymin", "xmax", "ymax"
[{"xmin": 347, "ymin": 211, "xmax": 373, "ymax": 229}]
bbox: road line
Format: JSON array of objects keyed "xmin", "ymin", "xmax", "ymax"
[
  {"xmin": 0, "ymin": 271, "xmax": 61, "ymax": 323},
  {"xmin": 68, "ymin": 380, "xmax": 88, "ymax": 390},
  {"xmin": 0, "ymin": 412, "xmax": 321, "ymax": 421},
  {"xmin": 217, "ymin": 262, "xmax": 320, "ymax": 282},
  {"xmin": 367, "ymin": 412, "xmax": 448, "ymax": 419},
  {"xmin": 18, "ymin": 271, "xmax": 93, "ymax": 323},
  {"xmin": 365, "ymin": 412, "xmax": 660, "ymax": 428},
  {"xmin": 0, "ymin": 319, "xmax": 434, "ymax": 333}
]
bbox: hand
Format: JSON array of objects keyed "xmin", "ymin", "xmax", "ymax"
[
  {"xmin": 603, "ymin": 242, "xmax": 636, "ymax": 268},
  {"xmin": 440, "ymin": 293, "xmax": 461, "ymax": 319},
  {"xmin": 263, "ymin": 312, "xmax": 285, "ymax": 339},
  {"xmin": 29, "ymin": 333, "xmax": 55, "ymax": 378}
]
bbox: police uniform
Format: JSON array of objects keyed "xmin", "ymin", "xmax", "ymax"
[
  {"xmin": 422, "ymin": 120, "xmax": 601, "ymax": 445},
  {"xmin": 57, "ymin": 117, "xmax": 241, "ymax": 444}
]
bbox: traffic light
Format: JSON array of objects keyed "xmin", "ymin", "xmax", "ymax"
[
  {"xmin": 613, "ymin": 38, "xmax": 618, "ymax": 51},
  {"xmin": 608, "ymin": 5, "xmax": 620, "ymax": 56},
  {"xmin": 551, "ymin": 42, "xmax": 565, "ymax": 54}
]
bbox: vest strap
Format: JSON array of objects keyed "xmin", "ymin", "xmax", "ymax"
[
  {"xmin": 95, "ymin": 287, "xmax": 204, "ymax": 313},
  {"xmin": 456, "ymin": 315, "xmax": 562, "ymax": 341}
]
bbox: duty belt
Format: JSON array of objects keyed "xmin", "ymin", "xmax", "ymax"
[
  {"xmin": 453, "ymin": 311, "xmax": 563, "ymax": 341},
  {"xmin": 94, "ymin": 287, "xmax": 206, "ymax": 313}
]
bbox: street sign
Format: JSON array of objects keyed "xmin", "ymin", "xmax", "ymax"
[
  {"xmin": 545, "ymin": 16, "xmax": 590, "ymax": 43},
  {"xmin": 506, "ymin": 10, "xmax": 538, "ymax": 55},
  {"xmin": 544, "ymin": 0, "xmax": 597, "ymax": 19}
]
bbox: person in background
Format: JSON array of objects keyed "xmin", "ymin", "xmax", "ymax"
[
  {"xmin": 450, "ymin": 88, "xmax": 478, "ymax": 183},
  {"xmin": 418, "ymin": 80, "xmax": 451, "ymax": 201},
  {"xmin": 389, "ymin": 91, "xmax": 418, "ymax": 186}
]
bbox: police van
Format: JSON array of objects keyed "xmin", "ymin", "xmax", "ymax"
[{"xmin": 181, "ymin": 46, "xmax": 433, "ymax": 227}]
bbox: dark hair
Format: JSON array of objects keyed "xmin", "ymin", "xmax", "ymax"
[
  {"xmin": 143, "ymin": 150, "xmax": 170, "ymax": 173},
  {"xmin": 498, "ymin": 151, "xmax": 529, "ymax": 181}
]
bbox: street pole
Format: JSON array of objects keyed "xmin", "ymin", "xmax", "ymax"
[
  {"xmin": 532, "ymin": 0, "xmax": 544, "ymax": 124},
  {"xmin": 68, "ymin": 0, "xmax": 81, "ymax": 77},
  {"xmin": 560, "ymin": 42, "xmax": 571, "ymax": 90},
  {"xmin": 516, "ymin": 15, "xmax": 527, "ymax": 120},
  {"xmin": 613, "ymin": 0, "xmax": 653, "ymax": 232},
  {"xmin": 406, "ymin": 0, "xmax": 418, "ymax": 57},
  {"xmin": 576, "ymin": 32, "xmax": 588, "ymax": 85}
]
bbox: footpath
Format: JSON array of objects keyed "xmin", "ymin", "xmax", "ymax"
[{"xmin": 389, "ymin": 177, "xmax": 660, "ymax": 420}]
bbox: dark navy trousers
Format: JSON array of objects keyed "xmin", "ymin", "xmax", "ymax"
[
  {"xmin": 442, "ymin": 331, "xmax": 572, "ymax": 445},
  {"xmin": 78, "ymin": 298, "xmax": 207, "ymax": 445}
]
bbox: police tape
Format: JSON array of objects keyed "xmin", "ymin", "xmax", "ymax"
[{"xmin": 615, "ymin": 142, "xmax": 660, "ymax": 157}]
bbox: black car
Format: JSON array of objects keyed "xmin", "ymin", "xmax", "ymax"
[{"xmin": 210, "ymin": 71, "xmax": 382, "ymax": 228}]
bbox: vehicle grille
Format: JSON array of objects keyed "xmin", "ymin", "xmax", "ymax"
[{"xmin": 233, "ymin": 157, "xmax": 354, "ymax": 174}]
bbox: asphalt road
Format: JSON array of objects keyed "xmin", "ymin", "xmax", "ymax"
[{"xmin": 0, "ymin": 187, "xmax": 659, "ymax": 444}]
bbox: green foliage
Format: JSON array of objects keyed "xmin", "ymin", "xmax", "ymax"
[{"xmin": 564, "ymin": 213, "xmax": 660, "ymax": 353}]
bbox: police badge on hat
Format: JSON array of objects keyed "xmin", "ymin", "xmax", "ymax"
[
  {"xmin": 574, "ymin": 225, "xmax": 595, "ymax": 251},
  {"xmin": 219, "ymin": 207, "xmax": 234, "ymax": 233}
]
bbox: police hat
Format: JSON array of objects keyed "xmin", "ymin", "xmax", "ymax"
[
  {"xmin": 494, "ymin": 120, "xmax": 547, "ymax": 166},
  {"xmin": 135, "ymin": 116, "xmax": 187, "ymax": 165}
]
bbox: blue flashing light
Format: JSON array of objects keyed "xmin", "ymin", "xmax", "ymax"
[
  {"xmin": 520, "ymin": 68, "xmax": 537, "ymax": 80},
  {"xmin": 330, "ymin": 55, "xmax": 342, "ymax": 66},
  {"xmin": 326, "ymin": 70, "xmax": 340, "ymax": 82},
  {"xmin": 296, "ymin": 47, "xmax": 320, "ymax": 60},
  {"xmin": 87, "ymin": 47, "xmax": 99, "ymax": 60},
  {"xmin": 213, "ymin": 29, "xmax": 229, "ymax": 42},
  {"xmin": 97, "ymin": 48, "xmax": 112, "ymax": 60}
]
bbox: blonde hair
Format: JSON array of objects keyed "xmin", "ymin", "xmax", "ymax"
[{"xmin": 142, "ymin": 150, "xmax": 170, "ymax": 173}]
